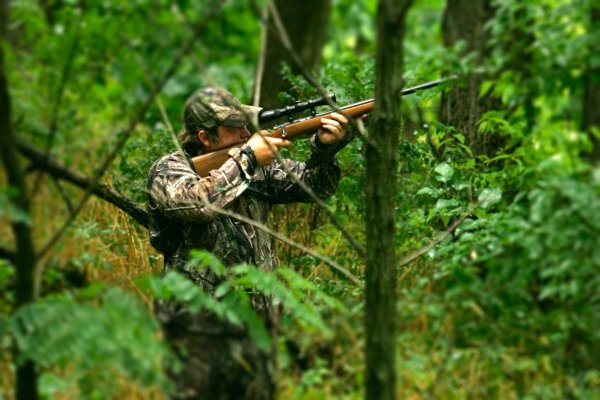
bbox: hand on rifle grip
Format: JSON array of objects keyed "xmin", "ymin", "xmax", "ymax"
[
  {"xmin": 247, "ymin": 131, "xmax": 291, "ymax": 166},
  {"xmin": 317, "ymin": 112, "xmax": 350, "ymax": 145}
]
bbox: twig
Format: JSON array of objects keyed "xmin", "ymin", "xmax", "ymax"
[
  {"xmin": 170, "ymin": 2, "xmax": 219, "ymax": 89},
  {"xmin": 49, "ymin": 175, "xmax": 75, "ymax": 216},
  {"xmin": 130, "ymin": 49, "xmax": 184, "ymax": 155},
  {"xmin": 397, "ymin": 208, "xmax": 474, "ymax": 269},
  {"xmin": 258, "ymin": 138, "xmax": 366, "ymax": 259},
  {"xmin": 30, "ymin": 12, "xmax": 83, "ymax": 197},
  {"xmin": 252, "ymin": 3, "xmax": 269, "ymax": 107},
  {"xmin": 15, "ymin": 135, "xmax": 149, "ymax": 228},
  {"xmin": 195, "ymin": 191, "xmax": 364, "ymax": 289},
  {"xmin": 189, "ymin": 53, "xmax": 219, "ymax": 88}
]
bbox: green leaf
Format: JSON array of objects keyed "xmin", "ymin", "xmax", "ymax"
[
  {"xmin": 186, "ymin": 250, "xmax": 226, "ymax": 276},
  {"xmin": 452, "ymin": 180, "xmax": 470, "ymax": 191},
  {"xmin": 416, "ymin": 187, "xmax": 442, "ymax": 197},
  {"xmin": 436, "ymin": 198, "xmax": 460, "ymax": 211},
  {"xmin": 478, "ymin": 188, "xmax": 502, "ymax": 209},
  {"xmin": 434, "ymin": 162, "xmax": 454, "ymax": 183},
  {"xmin": 479, "ymin": 80, "xmax": 493, "ymax": 97}
]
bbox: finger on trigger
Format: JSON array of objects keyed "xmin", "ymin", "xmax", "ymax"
[{"xmin": 270, "ymin": 138, "xmax": 291, "ymax": 148}]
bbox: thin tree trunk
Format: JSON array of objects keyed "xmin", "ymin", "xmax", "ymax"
[
  {"xmin": 511, "ymin": 6, "xmax": 536, "ymax": 134},
  {"xmin": 365, "ymin": 0, "xmax": 413, "ymax": 399},
  {"xmin": 583, "ymin": 5, "xmax": 600, "ymax": 164},
  {"xmin": 0, "ymin": 1, "xmax": 39, "ymax": 399},
  {"xmin": 257, "ymin": 0, "xmax": 332, "ymax": 114},
  {"xmin": 439, "ymin": 0, "xmax": 502, "ymax": 157}
]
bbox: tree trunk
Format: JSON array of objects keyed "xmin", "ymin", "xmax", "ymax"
[
  {"xmin": 500, "ymin": 3, "xmax": 537, "ymax": 135},
  {"xmin": 365, "ymin": 1, "xmax": 413, "ymax": 399},
  {"xmin": 0, "ymin": 1, "xmax": 39, "ymax": 399},
  {"xmin": 583, "ymin": 5, "xmax": 600, "ymax": 164},
  {"xmin": 439, "ymin": 0, "xmax": 503, "ymax": 158},
  {"xmin": 257, "ymin": 0, "xmax": 332, "ymax": 114}
]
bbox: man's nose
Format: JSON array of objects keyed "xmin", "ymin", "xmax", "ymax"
[{"xmin": 240, "ymin": 128, "xmax": 251, "ymax": 139}]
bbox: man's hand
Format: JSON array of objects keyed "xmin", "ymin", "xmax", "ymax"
[
  {"xmin": 317, "ymin": 112, "xmax": 349, "ymax": 145},
  {"xmin": 247, "ymin": 131, "xmax": 291, "ymax": 166}
]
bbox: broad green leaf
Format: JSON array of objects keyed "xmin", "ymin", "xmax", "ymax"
[
  {"xmin": 478, "ymin": 188, "xmax": 502, "ymax": 209},
  {"xmin": 435, "ymin": 198, "xmax": 459, "ymax": 211},
  {"xmin": 416, "ymin": 187, "xmax": 442, "ymax": 197},
  {"xmin": 434, "ymin": 162, "xmax": 454, "ymax": 183}
]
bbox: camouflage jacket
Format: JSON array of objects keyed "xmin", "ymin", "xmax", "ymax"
[{"xmin": 146, "ymin": 134, "xmax": 344, "ymax": 294}]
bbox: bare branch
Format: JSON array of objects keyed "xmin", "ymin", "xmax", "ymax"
[
  {"xmin": 49, "ymin": 175, "xmax": 75, "ymax": 216},
  {"xmin": 252, "ymin": 4, "xmax": 269, "ymax": 107},
  {"xmin": 129, "ymin": 49, "xmax": 185, "ymax": 156},
  {"xmin": 15, "ymin": 136, "xmax": 149, "ymax": 228},
  {"xmin": 194, "ymin": 191, "xmax": 364, "ymax": 289},
  {"xmin": 397, "ymin": 208, "xmax": 475, "ymax": 269},
  {"xmin": 261, "ymin": 141, "xmax": 366, "ymax": 259},
  {"xmin": 35, "ymin": 1, "xmax": 226, "ymax": 261},
  {"xmin": 170, "ymin": 3, "xmax": 219, "ymax": 89},
  {"xmin": 30, "ymin": 12, "xmax": 84, "ymax": 198}
]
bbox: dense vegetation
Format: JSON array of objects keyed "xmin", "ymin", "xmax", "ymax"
[{"xmin": 1, "ymin": 0, "xmax": 599, "ymax": 398}]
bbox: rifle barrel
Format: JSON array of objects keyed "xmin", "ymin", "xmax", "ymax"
[{"xmin": 318, "ymin": 77, "xmax": 452, "ymax": 116}]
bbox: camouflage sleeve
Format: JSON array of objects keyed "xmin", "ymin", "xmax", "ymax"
[
  {"xmin": 262, "ymin": 134, "xmax": 346, "ymax": 204},
  {"xmin": 148, "ymin": 147, "xmax": 253, "ymax": 222}
]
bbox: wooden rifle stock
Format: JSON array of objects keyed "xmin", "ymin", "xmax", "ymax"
[{"xmin": 191, "ymin": 78, "xmax": 448, "ymax": 177}]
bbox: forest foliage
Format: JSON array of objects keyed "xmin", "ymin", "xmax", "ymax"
[{"xmin": 1, "ymin": 0, "xmax": 600, "ymax": 398}]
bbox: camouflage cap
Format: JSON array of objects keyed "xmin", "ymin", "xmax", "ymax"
[{"xmin": 183, "ymin": 87, "xmax": 262, "ymax": 132}]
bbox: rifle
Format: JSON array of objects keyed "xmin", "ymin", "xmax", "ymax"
[{"xmin": 191, "ymin": 78, "xmax": 448, "ymax": 177}]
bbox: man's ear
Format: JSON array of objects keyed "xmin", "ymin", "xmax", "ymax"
[{"xmin": 198, "ymin": 130, "xmax": 213, "ymax": 149}]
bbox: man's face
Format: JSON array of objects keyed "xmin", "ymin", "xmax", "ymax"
[{"xmin": 199, "ymin": 125, "xmax": 251, "ymax": 152}]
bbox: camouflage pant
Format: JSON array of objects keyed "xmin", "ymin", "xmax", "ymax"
[{"xmin": 155, "ymin": 300, "xmax": 277, "ymax": 400}]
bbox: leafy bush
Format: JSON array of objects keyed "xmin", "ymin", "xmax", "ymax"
[{"xmin": 2, "ymin": 283, "xmax": 171, "ymax": 399}]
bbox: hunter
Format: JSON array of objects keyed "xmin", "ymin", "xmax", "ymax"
[{"xmin": 146, "ymin": 87, "xmax": 350, "ymax": 399}]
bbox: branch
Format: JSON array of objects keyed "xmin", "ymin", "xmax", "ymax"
[
  {"xmin": 397, "ymin": 208, "xmax": 474, "ymax": 269},
  {"xmin": 262, "ymin": 142, "xmax": 367, "ymax": 259},
  {"xmin": 30, "ymin": 12, "xmax": 84, "ymax": 197},
  {"xmin": 35, "ymin": 0, "xmax": 226, "ymax": 261},
  {"xmin": 49, "ymin": 175, "xmax": 75, "ymax": 216},
  {"xmin": 252, "ymin": 3, "xmax": 269, "ymax": 107},
  {"xmin": 15, "ymin": 136, "xmax": 149, "ymax": 229},
  {"xmin": 194, "ymin": 191, "xmax": 364, "ymax": 289}
]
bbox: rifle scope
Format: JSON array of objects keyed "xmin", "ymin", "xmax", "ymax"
[{"xmin": 258, "ymin": 92, "xmax": 336, "ymax": 124}]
